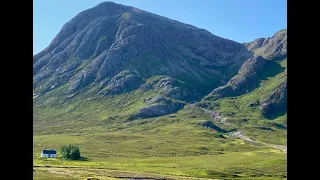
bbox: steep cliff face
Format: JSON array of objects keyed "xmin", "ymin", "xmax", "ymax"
[{"xmin": 260, "ymin": 71, "xmax": 287, "ymax": 118}]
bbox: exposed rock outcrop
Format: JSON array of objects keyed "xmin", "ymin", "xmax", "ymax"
[
  {"xmin": 140, "ymin": 76, "xmax": 198, "ymax": 101},
  {"xmin": 98, "ymin": 70, "xmax": 143, "ymax": 95},
  {"xmin": 260, "ymin": 77, "xmax": 287, "ymax": 118},
  {"xmin": 245, "ymin": 29, "xmax": 287, "ymax": 60},
  {"xmin": 208, "ymin": 56, "xmax": 271, "ymax": 100},
  {"xmin": 129, "ymin": 95, "xmax": 184, "ymax": 120}
]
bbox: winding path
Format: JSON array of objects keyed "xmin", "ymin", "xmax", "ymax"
[{"xmin": 188, "ymin": 104, "xmax": 287, "ymax": 152}]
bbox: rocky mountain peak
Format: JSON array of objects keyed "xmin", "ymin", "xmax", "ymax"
[
  {"xmin": 245, "ymin": 29, "xmax": 287, "ymax": 60},
  {"xmin": 33, "ymin": 2, "xmax": 251, "ymax": 98}
]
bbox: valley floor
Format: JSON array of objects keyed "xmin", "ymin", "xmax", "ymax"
[
  {"xmin": 33, "ymin": 148, "xmax": 286, "ymax": 180},
  {"xmin": 34, "ymin": 122, "xmax": 287, "ymax": 180}
]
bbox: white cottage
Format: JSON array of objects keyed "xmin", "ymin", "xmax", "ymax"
[{"xmin": 40, "ymin": 149, "xmax": 56, "ymax": 158}]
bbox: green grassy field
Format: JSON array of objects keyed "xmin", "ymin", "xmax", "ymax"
[
  {"xmin": 34, "ymin": 106, "xmax": 286, "ymax": 179},
  {"xmin": 34, "ymin": 149, "xmax": 286, "ymax": 179}
]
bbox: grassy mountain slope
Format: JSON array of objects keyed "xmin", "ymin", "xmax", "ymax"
[
  {"xmin": 200, "ymin": 59, "xmax": 287, "ymax": 146},
  {"xmin": 34, "ymin": 62, "xmax": 287, "ymax": 179}
]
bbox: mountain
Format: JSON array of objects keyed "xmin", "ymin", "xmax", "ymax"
[
  {"xmin": 33, "ymin": 2, "xmax": 287, "ymax": 179},
  {"xmin": 33, "ymin": 2, "xmax": 252, "ymax": 99}
]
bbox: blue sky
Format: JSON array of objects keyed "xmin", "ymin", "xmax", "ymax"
[{"xmin": 33, "ymin": 0, "xmax": 287, "ymax": 55}]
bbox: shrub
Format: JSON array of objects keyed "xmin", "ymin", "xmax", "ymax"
[{"xmin": 59, "ymin": 144, "xmax": 81, "ymax": 160}]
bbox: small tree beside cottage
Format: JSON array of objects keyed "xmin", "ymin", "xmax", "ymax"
[{"xmin": 59, "ymin": 144, "xmax": 81, "ymax": 160}]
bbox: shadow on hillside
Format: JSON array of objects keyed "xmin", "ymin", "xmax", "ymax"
[
  {"xmin": 259, "ymin": 61, "xmax": 285, "ymax": 80},
  {"xmin": 271, "ymin": 54, "xmax": 287, "ymax": 62},
  {"xmin": 263, "ymin": 108, "xmax": 287, "ymax": 120}
]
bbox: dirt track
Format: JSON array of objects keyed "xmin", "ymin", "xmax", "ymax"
[{"xmin": 188, "ymin": 104, "xmax": 287, "ymax": 153}]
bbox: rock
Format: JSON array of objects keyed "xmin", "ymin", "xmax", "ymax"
[
  {"xmin": 152, "ymin": 77, "xmax": 185, "ymax": 98},
  {"xmin": 99, "ymin": 70, "xmax": 143, "ymax": 95},
  {"xmin": 241, "ymin": 118, "xmax": 248, "ymax": 122},
  {"xmin": 140, "ymin": 83, "xmax": 152, "ymax": 91},
  {"xmin": 143, "ymin": 95, "xmax": 166, "ymax": 105},
  {"xmin": 245, "ymin": 29, "xmax": 287, "ymax": 60},
  {"xmin": 129, "ymin": 97, "xmax": 184, "ymax": 119},
  {"xmin": 140, "ymin": 76, "xmax": 197, "ymax": 101},
  {"xmin": 261, "ymin": 79, "xmax": 287, "ymax": 118},
  {"xmin": 43, "ymin": 97, "xmax": 57, "ymax": 106},
  {"xmin": 210, "ymin": 56, "xmax": 268, "ymax": 99},
  {"xmin": 143, "ymin": 97, "xmax": 153, "ymax": 103},
  {"xmin": 66, "ymin": 93, "xmax": 76, "ymax": 99},
  {"xmin": 87, "ymin": 97, "xmax": 97, "ymax": 101},
  {"xmin": 248, "ymin": 101, "xmax": 258, "ymax": 107},
  {"xmin": 197, "ymin": 102, "xmax": 209, "ymax": 108}
]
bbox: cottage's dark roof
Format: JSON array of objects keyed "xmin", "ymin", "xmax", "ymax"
[{"xmin": 42, "ymin": 149, "xmax": 56, "ymax": 154}]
